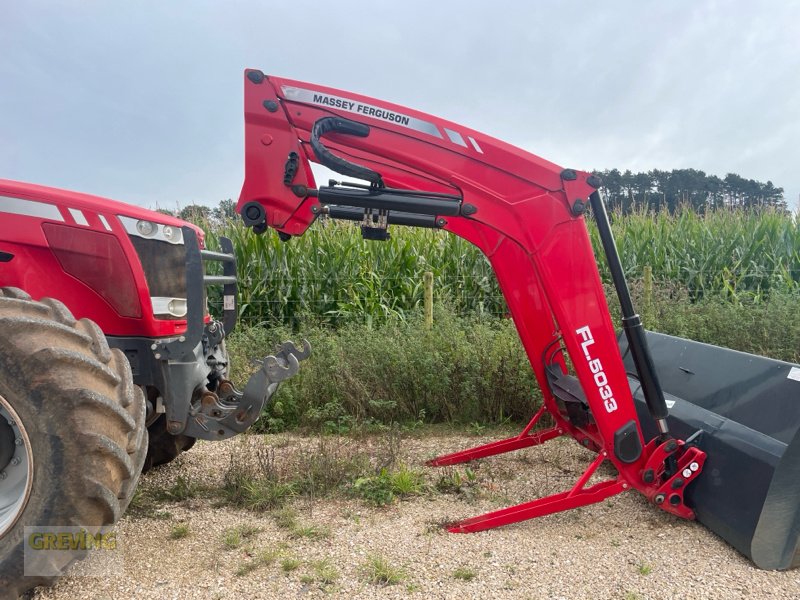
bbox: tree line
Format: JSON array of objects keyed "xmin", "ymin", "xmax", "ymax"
[
  {"xmin": 592, "ymin": 168, "xmax": 786, "ymax": 213},
  {"xmin": 161, "ymin": 169, "xmax": 787, "ymax": 221}
]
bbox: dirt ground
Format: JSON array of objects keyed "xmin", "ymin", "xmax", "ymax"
[{"xmin": 31, "ymin": 430, "xmax": 800, "ymax": 600}]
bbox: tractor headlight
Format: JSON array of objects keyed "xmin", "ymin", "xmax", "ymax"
[
  {"xmin": 136, "ymin": 220, "xmax": 157, "ymax": 237},
  {"xmin": 162, "ymin": 225, "xmax": 182, "ymax": 244},
  {"xmin": 119, "ymin": 216, "xmax": 184, "ymax": 245},
  {"xmin": 150, "ymin": 297, "xmax": 188, "ymax": 318}
]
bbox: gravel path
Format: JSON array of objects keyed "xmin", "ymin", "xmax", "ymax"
[{"xmin": 32, "ymin": 430, "xmax": 800, "ymax": 600}]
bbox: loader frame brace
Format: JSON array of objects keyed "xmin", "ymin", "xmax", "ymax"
[{"xmin": 237, "ymin": 70, "xmax": 707, "ymax": 532}]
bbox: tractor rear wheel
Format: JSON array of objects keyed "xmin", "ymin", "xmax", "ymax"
[
  {"xmin": 143, "ymin": 413, "xmax": 196, "ymax": 472},
  {"xmin": 0, "ymin": 288, "xmax": 147, "ymax": 598}
]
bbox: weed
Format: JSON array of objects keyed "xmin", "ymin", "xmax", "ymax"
[
  {"xmin": 128, "ymin": 488, "xmax": 174, "ymax": 520},
  {"xmin": 390, "ymin": 465, "xmax": 426, "ymax": 496},
  {"xmin": 152, "ymin": 475, "xmax": 202, "ymax": 502},
  {"xmin": 222, "ymin": 525, "xmax": 261, "ymax": 549},
  {"xmin": 453, "ymin": 566, "xmax": 476, "ymax": 581},
  {"xmin": 313, "ymin": 558, "xmax": 339, "ymax": 585},
  {"xmin": 221, "ymin": 450, "xmax": 296, "ymax": 511},
  {"xmin": 638, "ymin": 563, "xmax": 652, "ymax": 576},
  {"xmin": 353, "ymin": 471, "xmax": 395, "ymax": 507},
  {"xmin": 273, "ymin": 507, "xmax": 298, "ymax": 530},
  {"xmin": 363, "ymin": 555, "xmax": 405, "ymax": 585},
  {"xmin": 235, "ymin": 548, "xmax": 279, "ymax": 577},
  {"xmin": 222, "ymin": 528, "xmax": 241, "ymax": 549},
  {"xmin": 236, "ymin": 561, "xmax": 259, "ymax": 577},
  {"xmin": 469, "ymin": 422, "xmax": 486, "ymax": 436},
  {"xmin": 292, "ymin": 437, "xmax": 372, "ymax": 497},
  {"xmin": 281, "ymin": 557, "xmax": 301, "ymax": 572},
  {"xmin": 352, "ymin": 465, "xmax": 426, "ymax": 506},
  {"xmin": 170, "ymin": 523, "xmax": 190, "ymax": 540},
  {"xmin": 291, "ymin": 524, "xmax": 331, "ymax": 540},
  {"xmin": 435, "ymin": 467, "xmax": 479, "ymax": 498}
]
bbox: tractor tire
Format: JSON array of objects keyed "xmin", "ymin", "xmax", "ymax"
[
  {"xmin": 142, "ymin": 414, "xmax": 196, "ymax": 473},
  {"xmin": 0, "ymin": 288, "xmax": 147, "ymax": 599}
]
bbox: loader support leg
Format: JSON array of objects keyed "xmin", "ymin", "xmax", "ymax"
[
  {"xmin": 427, "ymin": 407, "xmax": 561, "ymax": 467},
  {"xmin": 448, "ymin": 453, "xmax": 626, "ymax": 533}
]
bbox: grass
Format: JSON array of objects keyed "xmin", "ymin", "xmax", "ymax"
[
  {"xmin": 151, "ymin": 475, "xmax": 203, "ymax": 502},
  {"xmin": 222, "ymin": 524, "xmax": 261, "ymax": 549},
  {"xmin": 637, "ymin": 563, "xmax": 652, "ymax": 576},
  {"xmin": 312, "ymin": 558, "xmax": 339, "ymax": 585},
  {"xmin": 352, "ymin": 465, "xmax": 426, "ymax": 506},
  {"xmin": 235, "ymin": 549, "xmax": 280, "ymax": 577},
  {"xmin": 281, "ymin": 557, "xmax": 301, "ymax": 572},
  {"xmin": 217, "ymin": 434, "xmax": 434, "ymax": 512},
  {"xmin": 291, "ymin": 524, "xmax": 331, "ymax": 540},
  {"xmin": 453, "ymin": 566, "xmax": 477, "ymax": 581},
  {"xmin": 224, "ymin": 283, "xmax": 798, "ymax": 434},
  {"xmin": 363, "ymin": 555, "xmax": 405, "ymax": 585},
  {"xmin": 170, "ymin": 523, "xmax": 190, "ymax": 540}
]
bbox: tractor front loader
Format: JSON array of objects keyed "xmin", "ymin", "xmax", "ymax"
[
  {"xmin": 236, "ymin": 69, "xmax": 800, "ymax": 570},
  {"xmin": 0, "ymin": 180, "xmax": 308, "ymax": 597}
]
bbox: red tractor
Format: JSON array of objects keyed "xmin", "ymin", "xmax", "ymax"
[{"xmin": 0, "ymin": 180, "xmax": 308, "ymax": 596}]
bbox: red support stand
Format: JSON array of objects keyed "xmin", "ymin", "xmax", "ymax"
[
  {"xmin": 447, "ymin": 452, "xmax": 627, "ymax": 533},
  {"xmin": 427, "ymin": 407, "xmax": 562, "ymax": 467}
]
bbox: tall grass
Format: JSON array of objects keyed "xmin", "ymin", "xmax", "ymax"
[
  {"xmin": 197, "ymin": 208, "xmax": 799, "ymax": 326},
  {"xmin": 226, "ymin": 287, "xmax": 799, "ymax": 431}
]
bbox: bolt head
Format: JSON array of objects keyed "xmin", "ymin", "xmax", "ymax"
[
  {"xmin": 0, "ymin": 471, "xmax": 6, "ymax": 480},
  {"xmin": 151, "ymin": 344, "xmax": 158, "ymax": 350},
  {"xmin": 689, "ymin": 461, "xmax": 699, "ymax": 472},
  {"xmin": 11, "ymin": 457, "xmax": 20, "ymax": 466},
  {"xmin": 14, "ymin": 438, "xmax": 23, "ymax": 446},
  {"xmin": 654, "ymin": 493, "xmax": 665, "ymax": 504}
]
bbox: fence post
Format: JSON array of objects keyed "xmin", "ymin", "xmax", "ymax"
[
  {"xmin": 642, "ymin": 265, "xmax": 653, "ymax": 323},
  {"xmin": 424, "ymin": 271, "xmax": 433, "ymax": 329}
]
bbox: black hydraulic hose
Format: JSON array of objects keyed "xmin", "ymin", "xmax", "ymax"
[{"xmin": 310, "ymin": 117, "xmax": 384, "ymax": 185}]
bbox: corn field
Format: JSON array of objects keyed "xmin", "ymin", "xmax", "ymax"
[{"xmin": 200, "ymin": 208, "xmax": 800, "ymax": 326}]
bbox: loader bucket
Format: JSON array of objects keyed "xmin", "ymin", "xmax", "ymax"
[{"xmin": 620, "ymin": 331, "xmax": 800, "ymax": 570}]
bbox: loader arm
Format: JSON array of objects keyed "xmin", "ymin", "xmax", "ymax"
[
  {"xmin": 236, "ymin": 70, "xmax": 800, "ymax": 570},
  {"xmin": 237, "ymin": 68, "xmax": 701, "ymax": 514}
]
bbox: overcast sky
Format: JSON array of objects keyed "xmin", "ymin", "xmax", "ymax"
[{"xmin": 2, "ymin": 1, "xmax": 798, "ymax": 211}]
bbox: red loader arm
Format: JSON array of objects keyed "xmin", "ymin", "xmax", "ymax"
[{"xmin": 237, "ymin": 69, "xmax": 705, "ymax": 529}]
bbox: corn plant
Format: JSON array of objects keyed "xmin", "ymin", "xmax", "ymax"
[{"xmin": 193, "ymin": 206, "xmax": 799, "ymax": 326}]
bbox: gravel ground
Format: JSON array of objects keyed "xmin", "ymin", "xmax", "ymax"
[{"xmin": 32, "ymin": 430, "xmax": 800, "ymax": 600}]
